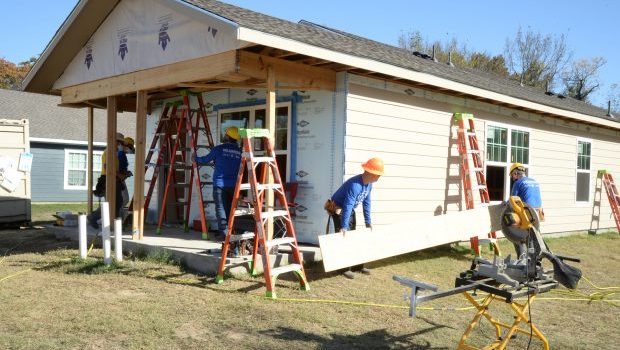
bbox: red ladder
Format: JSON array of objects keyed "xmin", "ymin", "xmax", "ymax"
[
  {"xmin": 599, "ymin": 170, "xmax": 620, "ymax": 234},
  {"xmin": 215, "ymin": 128, "xmax": 309, "ymax": 299},
  {"xmin": 454, "ymin": 113, "xmax": 500, "ymax": 255},
  {"xmin": 155, "ymin": 90, "xmax": 214, "ymax": 238}
]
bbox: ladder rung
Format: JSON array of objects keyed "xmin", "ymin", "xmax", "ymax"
[
  {"xmin": 175, "ymin": 201, "xmax": 188, "ymax": 206},
  {"xmin": 234, "ymin": 208, "xmax": 253, "ymax": 216},
  {"xmin": 203, "ymin": 200, "xmax": 215, "ymax": 204},
  {"xmin": 266, "ymin": 237, "xmax": 295, "ymax": 248},
  {"xmin": 160, "ymin": 118, "xmax": 171, "ymax": 121},
  {"xmin": 472, "ymin": 167, "xmax": 484, "ymax": 172},
  {"xmin": 467, "ymin": 150, "xmax": 481, "ymax": 154},
  {"xmin": 175, "ymin": 183, "xmax": 190, "ymax": 187},
  {"xmin": 270, "ymin": 264, "xmax": 302, "ymax": 276},
  {"xmin": 229, "ymin": 231, "xmax": 255, "ymax": 242},
  {"xmin": 466, "ymin": 131, "xmax": 477, "ymax": 136},
  {"xmin": 196, "ymin": 145, "xmax": 211, "ymax": 149},
  {"xmin": 239, "ymin": 183, "xmax": 282, "ymax": 191},
  {"xmin": 472, "ymin": 185, "xmax": 487, "ymax": 190},
  {"xmin": 173, "ymin": 163, "xmax": 193, "ymax": 169},
  {"xmin": 260, "ymin": 210, "xmax": 289, "ymax": 219},
  {"xmin": 248, "ymin": 156, "xmax": 275, "ymax": 163}
]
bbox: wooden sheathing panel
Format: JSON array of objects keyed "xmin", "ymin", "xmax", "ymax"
[
  {"xmin": 61, "ymin": 50, "xmax": 238, "ymax": 104},
  {"xmin": 238, "ymin": 51, "xmax": 336, "ymax": 91},
  {"xmin": 319, "ymin": 204, "xmax": 504, "ymax": 272}
]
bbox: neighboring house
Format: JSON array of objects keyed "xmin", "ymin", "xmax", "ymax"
[
  {"xmin": 22, "ymin": 0, "xmax": 619, "ymax": 243},
  {"xmin": 0, "ymin": 89, "xmax": 135, "ymax": 202}
]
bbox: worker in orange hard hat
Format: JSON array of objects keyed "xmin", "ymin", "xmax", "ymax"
[{"xmin": 324, "ymin": 157, "xmax": 384, "ymax": 279}]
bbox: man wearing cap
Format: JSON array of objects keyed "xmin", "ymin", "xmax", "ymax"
[
  {"xmin": 509, "ymin": 162, "xmax": 543, "ymax": 214},
  {"xmin": 194, "ymin": 127, "xmax": 242, "ymax": 238},
  {"xmin": 88, "ymin": 133, "xmax": 129, "ymax": 228},
  {"xmin": 325, "ymin": 157, "xmax": 384, "ymax": 279}
]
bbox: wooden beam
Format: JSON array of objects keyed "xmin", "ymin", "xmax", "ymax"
[
  {"xmin": 133, "ymin": 91, "xmax": 147, "ymax": 240},
  {"xmin": 178, "ymin": 82, "xmax": 266, "ymax": 90},
  {"xmin": 238, "ymin": 51, "xmax": 336, "ymax": 91},
  {"xmin": 214, "ymin": 72, "xmax": 252, "ymax": 83},
  {"xmin": 319, "ymin": 205, "xmax": 505, "ymax": 272},
  {"xmin": 87, "ymin": 107, "xmax": 94, "ymax": 214},
  {"xmin": 106, "ymin": 96, "xmax": 117, "ymax": 221},
  {"xmin": 61, "ymin": 50, "xmax": 238, "ymax": 103},
  {"xmin": 266, "ymin": 66, "xmax": 275, "ymax": 241}
]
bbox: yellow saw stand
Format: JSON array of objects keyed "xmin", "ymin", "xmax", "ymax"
[{"xmin": 457, "ymin": 292, "xmax": 548, "ymax": 350}]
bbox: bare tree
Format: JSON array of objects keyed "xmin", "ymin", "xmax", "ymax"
[
  {"xmin": 504, "ymin": 27, "xmax": 571, "ymax": 89},
  {"xmin": 607, "ymin": 83, "xmax": 620, "ymax": 113},
  {"xmin": 561, "ymin": 57, "xmax": 606, "ymax": 102}
]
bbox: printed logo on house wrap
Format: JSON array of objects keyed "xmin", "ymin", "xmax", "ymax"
[
  {"xmin": 296, "ymin": 170, "xmax": 309, "ymax": 178},
  {"xmin": 84, "ymin": 41, "xmax": 94, "ymax": 69},
  {"xmin": 117, "ymin": 28, "xmax": 131, "ymax": 61},
  {"xmin": 157, "ymin": 14, "xmax": 172, "ymax": 51}
]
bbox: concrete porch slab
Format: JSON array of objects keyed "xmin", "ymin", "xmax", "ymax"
[{"xmin": 48, "ymin": 223, "xmax": 322, "ymax": 277}]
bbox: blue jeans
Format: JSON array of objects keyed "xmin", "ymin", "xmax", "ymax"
[{"xmin": 213, "ymin": 186, "xmax": 235, "ymax": 235}]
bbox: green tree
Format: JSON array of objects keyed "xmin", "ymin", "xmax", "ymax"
[{"xmin": 561, "ymin": 57, "xmax": 606, "ymax": 102}]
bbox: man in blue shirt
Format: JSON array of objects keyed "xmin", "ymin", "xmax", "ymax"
[
  {"xmin": 326, "ymin": 157, "xmax": 384, "ymax": 279},
  {"xmin": 195, "ymin": 127, "xmax": 242, "ymax": 238},
  {"xmin": 510, "ymin": 163, "xmax": 542, "ymax": 208}
]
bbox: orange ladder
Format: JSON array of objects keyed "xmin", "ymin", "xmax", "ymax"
[
  {"xmin": 155, "ymin": 90, "xmax": 214, "ymax": 238},
  {"xmin": 454, "ymin": 113, "xmax": 500, "ymax": 255},
  {"xmin": 599, "ymin": 170, "xmax": 620, "ymax": 234},
  {"xmin": 215, "ymin": 128, "xmax": 309, "ymax": 298}
]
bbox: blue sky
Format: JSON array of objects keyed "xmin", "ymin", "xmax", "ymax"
[{"xmin": 1, "ymin": 0, "xmax": 617, "ymax": 106}]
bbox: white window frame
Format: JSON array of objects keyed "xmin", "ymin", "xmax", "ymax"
[
  {"xmin": 485, "ymin": 122, "xmax": 532, "ymax": 203},
  {"xmin": 63, "ymin": 149, "xmax": 103, "ymax": 190},
  {"xmin": 217, "ymin": 102, "xmax": 292, "ymax": 181},
  {"xmin": 575, "ymin": 137, "xmax": 593, "ymax": 205}
]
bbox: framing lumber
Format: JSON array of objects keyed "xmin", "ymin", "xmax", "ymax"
[
  {"xmin": 87, "ymin": 107, "xmax": 94, "ymax": 214},
  {"xmin": 266, "ymin": 66, "xmax": 275, "ymax": 240},
  {"xmin": 61, "ymin": 50, "xmax": 238, "ymax": 103},
  {"xmin": 132, "ymin": 91, "xmax": 147, "ymax": 240},
  {"xmin": 238, "ymin": 51, "xmax": 336, "ymax": 92},
  {"xmin": 106, "ymin": 96, "xmax": 117, "ymax": 221},
  {"xmin": 319, "ymin": 205, "xmax": 504, "ymax": 272}
]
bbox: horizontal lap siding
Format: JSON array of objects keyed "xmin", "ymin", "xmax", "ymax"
[
  {"xmin": 346, "ymin": 84, "xmax": 466, "ymax": 227},
  {"xmin": 347, "ymin": 81, "xmax": 620, "ymax": 233}
]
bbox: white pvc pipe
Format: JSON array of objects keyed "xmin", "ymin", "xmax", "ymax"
[
  {"xmin": 78, "ymin": 214, "xmax": 87, "ymax": 258},
  {"xmin": 101, "ymin": 202, "xmax": 112, "ymax": 265},
  {"xmin": 114, "ymin": 218, "xmax": 123, "ymax": 262}
]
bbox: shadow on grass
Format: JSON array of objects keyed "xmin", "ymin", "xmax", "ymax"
[{"xmin": 259, "ymin": 324, "xmax": 450, "ymax": 350}]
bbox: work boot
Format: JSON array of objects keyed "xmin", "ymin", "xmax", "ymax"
[
  {"xmin": 343, "ymin": 270, "xmax": 355, "ymax": 279},
  {"xmin": 360, "ymin": 267, "xmax": 371, "ymax": 275}
]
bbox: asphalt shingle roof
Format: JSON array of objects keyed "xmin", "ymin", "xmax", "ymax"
[
  {"xmin": 184, "ymin": 0, "xmax": 617, "ymax": 123},
  {"xmin": 0, "ymin": 89, "xmax": 135, "ymax": 142}
]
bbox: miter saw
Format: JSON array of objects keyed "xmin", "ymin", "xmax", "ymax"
[{"xmin": 470, "ymin": 196, "xmax": 582, "ymax": 290}]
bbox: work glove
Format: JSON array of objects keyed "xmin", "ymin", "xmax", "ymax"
[
  {"xmin": 365, "ymin": 223, "xmax": 372, "ymax": 231},
  {"xmin": 340, "ymin": 229, "xmax": 347, "ymax": 237}
]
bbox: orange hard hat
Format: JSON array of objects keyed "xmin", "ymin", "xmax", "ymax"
[{"xmin": 362, "ymin": 157, "xmax": 384, "ymax": 176}]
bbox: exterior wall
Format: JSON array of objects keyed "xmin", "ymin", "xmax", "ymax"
[
  {"xmin": 147, "ymin": 86, "xmax": 344, "ymax": 243},
  {"xmin": 31, "ymin": 142, "xmax": 134, "ymax": 202},
  {"xmin": 346, "ymin": 74, "xmax": 620, "ymax": 234}
]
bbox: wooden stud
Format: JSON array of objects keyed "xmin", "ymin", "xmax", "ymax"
[
  {"xmin": 133, "ymin": 91, "xmax": 147, "ymax": 240},
  {"xmin": 87, "ymin": 107, "xmax": 94, "ymax": 214},
  {"xmin": 266, "ymin": 66, "xmax": 276, "ymax": 241},
  {"xmin": 61, "ymin": 50, "xmax": 238, "ymax": 104},
  {"xmin": 106, "ymin": 96, "xmax": 117, "ymax": 221}
]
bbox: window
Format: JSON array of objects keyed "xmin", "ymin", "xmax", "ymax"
[
  {"xmin": 485, "ymin": 124, "xmax": 530, "ymax": 201},
  {"xmin": 576, "ymin": 140, "xmax": 591, "ymax": 202},
  {"xmin": 218, "ymin": 103, "xmax": 291, "ymax": 180},
  {"xmin": 64, "ymin": 149, "xmax": 103, "ymax": 190}
]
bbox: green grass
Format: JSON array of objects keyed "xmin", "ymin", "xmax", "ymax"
[
  {"xmin": 31, "ymin": 202, "xmax": 94, "ymax": 224},
  {"xmin": 0, "ymin": 228, "xmax": 618, "ymax": 349}
]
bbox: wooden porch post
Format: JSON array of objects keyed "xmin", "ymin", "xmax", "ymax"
[
  {"xmin": 266, "ymin": 66, "xmax": 276, "ymax": 240},
  {"xmin": 106, "ymin": 96, "xmax": 117, "ymax": 221},
  {"xmin": 87, "ymin": 107, "xmax": 94, "ymax": 214},
  {"xmin": 133, "ymin": 91, "xmax": 147, "ymax": 240}
]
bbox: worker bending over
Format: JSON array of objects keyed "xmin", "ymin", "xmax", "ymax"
[
  {"xmin": 509, "ymin": 162, "xmax": 544, "ymax": 220},
  {"xmin": 195, "ymin": 127, "xmax": 241, "ymax": 238},
  {"xmin": 325, "ymin": 157, "xmax": 384, "ymax": 279}
]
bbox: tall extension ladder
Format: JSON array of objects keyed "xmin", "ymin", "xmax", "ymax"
[
  {"xmin": 599, "ymin": 170, "xmax": 620, "ymax": 234},
  {"xmin": 454, "ymin": 113, "xmax": 500, "ymax": 255},
  {"xmin": 143, "ymin": 89, "xmax": 214, "ymax": 238},
  {"xmin": 215, "ymin": 128, "xmax": 310, "ymax": 298}
]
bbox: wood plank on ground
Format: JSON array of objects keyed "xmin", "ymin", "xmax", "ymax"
[{"xmin": 319, "ymin": 205, "xmax": 504, "ymax": 272}]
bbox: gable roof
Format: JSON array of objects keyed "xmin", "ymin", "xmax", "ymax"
[
  {"xmin": 22, "ymin": 0, "xmax": 618, "ymax": 129},
  {"xmin": 0, "ymin": 89, "xmax": 135, "ymax": 143},
  {"xmin": 183, "ymin": 0, "xmax": 616, "ymax": 124}
]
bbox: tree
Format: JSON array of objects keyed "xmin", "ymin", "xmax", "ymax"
[
  {"xmin": 561, "ymin": 57, "xmax": 606, "ymax": 102},
  {"xmin": 504, "ymin": 27, "xmax": 571, "ymax": 89},
  {"xmin": 607, "ymin": 83, "xmax": 619, "ymax": 113},
  {"xmin": 0, "ymin": 57, "xmax": 35, "ymax": 90}
]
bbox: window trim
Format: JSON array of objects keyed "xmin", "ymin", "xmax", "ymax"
[
  {"xmin": 63, "ymin": 149, "xmax": 103, "ymax": 190},
  {"xmin": 575, "ymin": 137, "xmax": 593, "ymax": 205},
  {"xmin": 217, "ymin": 102, "xmax": 292, "ymax": 181},
  {"xmin": 485, "ymin": 122, "xmax": 532, "ymax": 203}
]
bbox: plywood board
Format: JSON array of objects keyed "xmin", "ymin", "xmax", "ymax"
[{"xmin": 319, "ymin": 205, "xmax": 504, "ymax": 272}]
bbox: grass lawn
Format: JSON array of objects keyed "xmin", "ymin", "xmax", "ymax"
[
  {"xmin": 0, "ymin": 225, "xmax": 618, "ymax": 349},
  {"xmin": 31, "ymin": 203, "xmax": 93, "ymax": 224}
]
